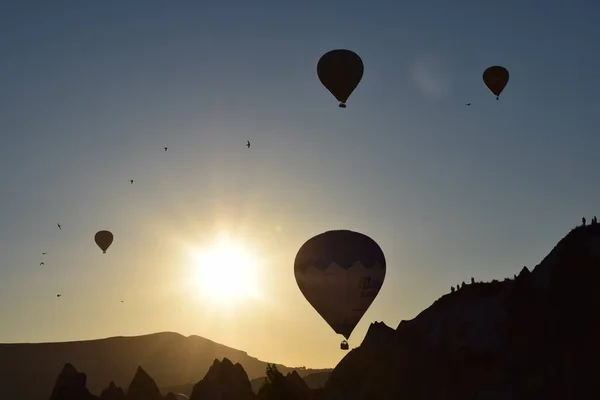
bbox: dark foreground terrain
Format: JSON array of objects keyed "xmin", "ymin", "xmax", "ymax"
[
  {"xmin": 47, "ymin": 359, "xmax": 327, "ymax": 400},
  {"xmin": 0, "ymin": 332, "xmax": 330, "ymax": 400},
  {"xmin": 9, "ymin": 222, "xmax": 600, "ymax": 399}
]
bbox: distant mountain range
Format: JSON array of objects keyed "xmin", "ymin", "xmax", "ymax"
[{"xmin": 0, "ymin": 331, "xmax": 331, "ymax": 400}]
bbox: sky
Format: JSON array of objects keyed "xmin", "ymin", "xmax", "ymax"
[{"xmin": 1, "ymin": 0, "xmax": 600, "ymax": 369}]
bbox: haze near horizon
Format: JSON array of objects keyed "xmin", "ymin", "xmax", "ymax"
[{"xmin": 1, "ymin": 0, "xmax": 600, "ymax": 369}]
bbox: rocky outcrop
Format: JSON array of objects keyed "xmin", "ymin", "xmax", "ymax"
[
  {"xmin": 256, "ymin": 365, "xmax": 313, "ymax": 400},
  {"xmin": 323, "ymin": 224, "xmax": 600, "ymax": 399},
  {"xmin": 189, "ymin": 358, "xmax": 255, "ymax": 400},
  {"xmin": 125, "ymin": 367, "xmax": 163, "ymax": 400},
  {"xmin": 286, "ymin": 371, "xmax": 309, "ymax": 393},
  {"xmin": 250, "ymin": 370, "xmax": 331, "ymax": 394},
  {"xmin": 99, "ymin": 381, "xmax": 125, "ymax": 400},
  {"xmin": 46, "ymin": 361, "xmax": 326, "ymax": 400},
  {"xmin": 48, "ymin": 363, "xmax": 98, "ymax": 400}
]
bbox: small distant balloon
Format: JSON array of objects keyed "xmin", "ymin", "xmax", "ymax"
[
  {"xmin": 94, "ymin": 230, "xmax": 114, "ymax": 254},
  {"xmin": 483, "ymin": 66, "xmax": 509, "ymax": 100},
  {"xmin": 317, "ymin": 50, "xmax": 364, "ymax": 108}
]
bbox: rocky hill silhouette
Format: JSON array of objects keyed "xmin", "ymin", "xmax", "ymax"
[
  {"xmin": 189, "ymin": 358, "xmax": 255, "ymax": 400},
  {"xmin": 323, "ymin": 223, "xmax": 600, "ymax": 399},
  {"xmin": 126, "ymin": 366, "xmax": 163, "ymax": 400},
  {"xmin": 48, "ymin": 358, "xmax": 324, "ymax": 400},
  {"xmin": 162, "ymin": 370, "xmax": 331, "ymax": 397},
  {"xmin": 48, "ymin": 363, "xmax": 98, "ymax": 400},
  {"xmin": 250, "ymin": 371, "xmax": 330, "ymax": 395},
  {"xmin": 0, "ymin": 332, "xmax": 330, "ymax": 400},
  {"xmin": 256, "ymin": 364, "xmax": 313, "ymax": 400},
  {"xmin": 99, "ymin": 381, "xmax": 125, "ymax": 400}
]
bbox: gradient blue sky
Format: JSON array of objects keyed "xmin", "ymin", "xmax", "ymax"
[{"xmin": 1, "ymin": 0, "xmax": 600, "ymax": 368}]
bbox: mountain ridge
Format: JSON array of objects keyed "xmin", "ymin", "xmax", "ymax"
[
  {"xmin": 323, "ymin": 222, "xmax": 600, "ymax": 399},
  {"xmin": 0, "ymin": 331, "xmax": 332, "ymax": 400}
]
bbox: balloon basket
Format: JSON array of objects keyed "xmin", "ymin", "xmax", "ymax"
[{"xmin": 339, "ymin": 103, "xmax": 347, "ymax": 108}]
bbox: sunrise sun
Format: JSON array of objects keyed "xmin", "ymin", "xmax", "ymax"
[{"xmin": 188, "ymin": 237, "xmax": 261, "ymax": 307}]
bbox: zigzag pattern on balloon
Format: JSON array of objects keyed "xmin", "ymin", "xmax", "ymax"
[{"xmin": 294, "ymin": 230, "xmax": 386, "ymax": 274}]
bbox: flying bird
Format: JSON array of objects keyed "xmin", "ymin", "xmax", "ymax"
[
  {"xmin": 130, "ymin": 180, "xmax": 134, "ymax": 184},
  {"xmin": 120, "ymin": 300, "xmax": 124, "ymax": 303},
  {"xmin": 42, "ymin": 252, "xmax": 47, "ymax": 255},
  {"xmin": 40, "ymin": 262, "xmax": 44, "ymax": 266},
  {"xmin": 164, "ymin": 147, "xmax": 168, "ymax": 151},
  {"xmin": 246, "ymin": 140, "xmax": 251, "ymax": 148},
  {"xmin": 56, "ymin": 294, "xmax": 61, "ymax": 297},
  {"xmin": 57, "ymin": 223, "xmax": 62, "ymax": 230},
  {"xmin": 465, "ymin": 103, "xmax": 472, "ymax": 106}
]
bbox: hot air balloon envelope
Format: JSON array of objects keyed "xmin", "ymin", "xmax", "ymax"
[
  {"xmin": 94, "ymin": 230, "xmax": 113, "ymax": 253},
  {"xmin": 483, "ymin": 66, "xmax": 509, "ymax": 99},
  {"xmin": 317, "ymin": 50, "xmax": 364, "ymax": 108},
  {"xmin": 294, "ymin": 230, "xmax": 386, "ymax": 340}
]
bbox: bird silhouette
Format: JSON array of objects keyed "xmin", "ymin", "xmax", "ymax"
[
  {"xmin": 56, "ymin": 294, "xmax": 61, "ymax": 297},
  {"xmin": 42, "ymin": 252, "xmax": 47, "ymax": 255},
  {"xmin": 120, "ymin": 300, "xmax": 124, "ymax": 303},
  {"xmin": 130, "ymin": 179, "xmax": 134, "ymax": 184},
  {"xmin": 164, "ymin": 147, "xmax": 168, "ymax": 151},
  {"xmin": 57, "ymin": 223, "xmax": 62, "ymax": 230},
  {"xmin": 246, "ymin": 140, "xmax": 251, "ymax": 148},
  {"xmin": 466, "ymin": 103, "xmax": 472, "ymax": 106},
  {"xmin": 40, "ymin": 262, "xmax": 44, "ymax": 266}
]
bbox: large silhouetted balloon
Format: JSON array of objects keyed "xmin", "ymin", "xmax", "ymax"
[
  {"xmin": 317, "ymin": 50, "xmax": 364, "ymax": 108},
  {"xmin": 94, "ymin": 230, "xmax": 113, "ymax": 254},
  {"xmin": 294, "ymin": 230, "xmax": 386, "ymax": 347},
  {"xmin": 483, "ymin": 66, "xmax": 509, "ymax": 100}
]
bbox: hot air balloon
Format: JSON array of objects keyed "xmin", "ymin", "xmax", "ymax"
[
  {"xmin": 94, "ymin": 230, "xmax": 113, "ymax": 254},
  {"xmin": 294, "ymin": 230, "xmax": 386, "ymax": 350},
  {"xmin": 483, "ymin": 66, "xmax": 509, "ymax": 100},
  {"xmin": 317, "ymin": 50, "xmax": 364, "ymax": 108}
]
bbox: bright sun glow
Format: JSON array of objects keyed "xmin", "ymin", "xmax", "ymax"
[{"xmin": 188, "ymin": 237, "xmax": 261, "ymax": 307}]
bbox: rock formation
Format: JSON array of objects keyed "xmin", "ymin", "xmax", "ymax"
[
  {"xmin": 99, "ymin": 381, "xmax": 126, "ymax": 400},
  {"xmin": 189, "ymin": 358, "xmax": 255, "ymax": 400},
  {"xmin": 48, "ymin": 363, "xmax": 98, "ymax": 400},
  {"xmin": 125, "ymin": 367, "xmax": 163, "ymax": 400}
]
